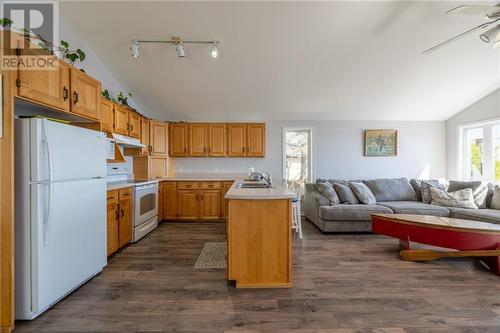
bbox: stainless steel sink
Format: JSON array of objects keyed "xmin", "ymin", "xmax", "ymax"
[{"xmin": 237, "ymin": 183, "xmax": 271, "ymax": 189}]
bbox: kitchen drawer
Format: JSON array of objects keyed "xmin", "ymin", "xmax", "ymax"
[
  {"xmin": 119, "ymin": 187, "xmax": 133, "ymax": 200},
  {"xmin": 200, "ymin": 182, "xmax": 221, "ymax": 190},
  {"xmin": 107, "ymin": 190, "xmax": 118, "ymax": 202},
  {"xmin": 177, "ymin": 182, "xmax": 199, "ymax": 190}
]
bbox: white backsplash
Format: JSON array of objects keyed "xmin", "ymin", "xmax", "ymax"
[{"xmin": 107, "ymin": 146, "xmax": 133, "ymax": 181}]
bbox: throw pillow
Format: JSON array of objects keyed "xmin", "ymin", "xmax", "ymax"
[
  {"xmin": 316, "ymin": 181, "xmax": 340, "ymax": 205},
  {"xmin": 421, "ymin": 180, "xmax": 445, "ymax": 204},
  {"xmin": 447, "ymin": 180, "xmax": 488, "ymax": 208},
  {"xmin": 349, "ymin": 181, "xmax": 376, "ymax": 205},
  {"xmin": 491, "ymin": 186, "xmax": 500, "ymax": 210},
  {"xmin": 430, "ymin": 187, "xmax": 478, "ymax": 209},
  {"xmin": 409, "ymin": 179, "xmax": 423, "ymax": 201},
  {"xmin": 333, "ymin": 183, "xmax": 360, "ymax": 204}
]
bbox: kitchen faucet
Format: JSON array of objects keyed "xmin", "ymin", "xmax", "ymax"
[{"xmin": 250, "ymin": 171, "xmax": 273, "ymax": 188}]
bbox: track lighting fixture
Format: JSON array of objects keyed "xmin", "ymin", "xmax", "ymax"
[
  {"xmin": 211, "ymin": 42, "xmax": 219, "ymax": 58},
  {"xmin": 480, "ymin": 24, "xmax": 500, "ymax": 43},
  {"xmin": 130, "ymin": 41, "xmax": 140, "ymax": 58},
  {"xmin": 130, "ymin": 36, "xmax": 220, "ymax": 59}
]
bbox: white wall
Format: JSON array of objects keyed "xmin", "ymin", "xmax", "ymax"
[
  {"xmin": 59, "ymin": 16, "xmax": 151, "ymax": 117},
  {"xmin": 446, "ymin": 89, "xmax": 500, "ymax": 180},
  {"xmin": 174, "ymin": 120, "xmax": 446, "ymax": 181}
]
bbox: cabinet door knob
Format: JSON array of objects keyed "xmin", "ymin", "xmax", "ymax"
[
  {"xmin": 121, "ymin": 208, "xmax": 124, "ymax": 218},
  {"xmin": 115, "ymin": 209, "xmax": 119, "ymax": 221},
  {"xmin": 73, "ymin": 91, "xmax": 79, "ymax": 104}
]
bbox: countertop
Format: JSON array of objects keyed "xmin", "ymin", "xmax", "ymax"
[
  {"xmin": 225, "ymin": 179, "xmax": 294, "ymax": 200},
  {"xmin": 159, "ymin": 173, "xmax": 246, "ymax": 181},
  {"xmin": 107, "ymin": 179, "xmax": 159, "ymax": 191}
]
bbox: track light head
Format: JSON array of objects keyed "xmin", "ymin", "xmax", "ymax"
[
  {"xmin": 210, "ymin": 42, "xmax": 219, "ymax": 58},
  {"xmin": 480, "ymin": 24, "xmax": 500, "ymax": 43},
  {"xmin": 171, "ymin": 36, "xmax": 186, "ymax": 58},
  {"xmin": 176, "ymin": 43, "xmax": 186, "ymax": 57},
  {"xmin": 130, "ymin": 41, "xmax": 140, "ymax": 58}
]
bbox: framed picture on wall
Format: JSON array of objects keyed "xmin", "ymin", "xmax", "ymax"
[{"xmin": 364, "ymin": 129, "xmax": 397, "ymax": 157}]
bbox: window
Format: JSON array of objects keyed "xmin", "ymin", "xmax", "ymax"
[
  {"xmin": 495, "ymin": 125, "xmax": 500, "ymax": 181},
  {"xmin": 460, "ymin": 120, "xmax": 500, "ymax": 183},
  {"xmin": 283, "ymin": 128, "xmax": 313, "ymax": 190}
]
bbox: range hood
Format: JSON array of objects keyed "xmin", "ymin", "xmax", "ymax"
[{"xmin": 112, "ymin": 133, "xmax": 145, "ymax": 148}]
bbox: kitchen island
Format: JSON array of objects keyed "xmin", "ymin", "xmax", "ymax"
[{"xmin": 225, "ymin": 179, "xmax": 294, "ymax": 288}]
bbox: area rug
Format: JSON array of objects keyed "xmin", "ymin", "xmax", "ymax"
[{"xmin": 194, "ymin": 242, "xmax": 227, "ymax": 269}]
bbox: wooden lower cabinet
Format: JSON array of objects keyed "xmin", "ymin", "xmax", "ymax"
[
  {"xmin": 199, "ymin": 190, "xmax": 221, "ymax": 220},
  {"xmin": 177, "ymin": 189, "xmax": 199, "ymax": 220},
  {"xmin": 162, "ymin": 182, "xmax": 177, "ymax": 220},
  {"xmin": 118, "ymin": 195, "xmax": 133, "ymax": 247},
  {"xmin": 161, "ymin": 181, "xmax": 233, "ymax": 221},
  {"xmin": 106, "ymin": 188, "xmax": 133, "ymax": 256},
  {"xmin": 106, "ymin": 191, "xmax": 120, "ymax": 256}
]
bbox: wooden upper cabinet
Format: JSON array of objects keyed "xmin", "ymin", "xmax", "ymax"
[
  {"xmin": 247, "ymin": 123, "xmax": 266, "ymax": 157},
  {"xmin": 17, "ymin": 58, "xmax": 71, "ymax": 112},
  {"xmin": 100, "ymin": 98, "xmax": 114, "ymax": 133},
  {"xmin": 140, "ymin": 117, "xmax": 150, "ymax": 155},
  {"xmin": 227, "ymin": 124, "xmax": 247, "ymax": 157},
  {"xmin": 70, "ymin": 67, "xmax": 101, "ymax": 121},
  {"xmin": 209, "ymin": 124, "xmax": 226, "ymax": 157},
  {"xmin": 114, "ymin": 105, "xmax": 129, "ymax": 136},
  {"xmin": 169, "ymin": 123, "xmax": 189, "ymax": 157},
  {"xmin": 150, "ymin": 121, "xmax": 169, "ymax": 156},
  {"xmin": 128, "ymin": 112, "xmax": 141, "ymax": 139},
  {"xmin": 189, "ymin": 124, "xmax": 208, "ymax": 157}
]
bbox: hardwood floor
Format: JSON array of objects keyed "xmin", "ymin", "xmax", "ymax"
[{"xmin": 15, "ymin": 219, "xmax": 500, "ymax": 333}]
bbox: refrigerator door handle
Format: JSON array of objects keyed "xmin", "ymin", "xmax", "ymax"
[
  {"xmin": 42, "ymin": 118, "xmax": 54, "ymax": 182},
  {"xmin": 41, "ymin": 119, "xmax": 54, "ymax": 246},
  {"xmin": 42, "ymin": 183, "xmax": 53, "ymax": 246}
]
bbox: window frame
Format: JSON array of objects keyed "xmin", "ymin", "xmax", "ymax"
[
  {"xmin": 282, "ymin": 126, "xmax": 314, "ymax": 185},
  {"xmin": 459, "ymin": 118, "xmax": 500, "ymax": 182}
]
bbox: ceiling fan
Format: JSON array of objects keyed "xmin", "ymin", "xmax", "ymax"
[{"xmin": 423, "ymin": 3, "xmax": 500, "ymax": 54}]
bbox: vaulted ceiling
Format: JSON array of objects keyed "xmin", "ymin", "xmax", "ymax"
[{"xmin": 61, "ymin": 1, "xmax": 500, "ymax": 121}]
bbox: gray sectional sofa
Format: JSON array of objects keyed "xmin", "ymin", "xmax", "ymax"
[{"xmin": 305, "ymin": 178, "xmax": 500, "ymax": 233}]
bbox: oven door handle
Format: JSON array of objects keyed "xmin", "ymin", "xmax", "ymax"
[{"xmin": 136, "ymin": 184, "xmax": 158, "ymax": 191}]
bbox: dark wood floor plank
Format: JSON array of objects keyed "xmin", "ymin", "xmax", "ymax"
[{"xmin": 14, "ymin": 220, "xmax": 500, "ymax": 333}]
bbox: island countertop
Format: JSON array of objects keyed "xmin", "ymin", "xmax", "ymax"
[{"xmin": 225, "ymin": 179, "xmax": 294, "ymax": 200}]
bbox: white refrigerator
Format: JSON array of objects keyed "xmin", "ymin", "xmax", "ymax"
[{"xmin": 15, "ymin": 118, "xmax": 107, "ymax": 320}]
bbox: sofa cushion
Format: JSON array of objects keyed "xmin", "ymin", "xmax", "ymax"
[
  {"xmin": 319, "ymin": 204, "xmax": 392, "ymax": 221},
  {"xmin": 316, "ymin": 181, "xmax": 340, "ymax": 205},
  {"xmin": 349, "ymin": 181, "xmax": 377, "ymax": 205},
  {"xmin": 430, "ymin": 187, "xmax": 478, "ymax": 209},
  {"xmin": 362, "ymin": 178, "xmax": 417, "ymax": 202},
  {"xmin": 334, "ymin": 183, "xmax": 360, "ymax": 204},
  {"xmin": 421, "ymin": 180, "xmax": 445, "ymax": 204},
  {"xmin": 491, "ymin": 185, "xmax": 500, "ymax": 210},
  {"xmin": 377, "ymin": 201, "xmax": 450, "ymax": 217},
  {"xmin": 447, "ymin": 180, "xmax": 489, "ymax": 208},
  {"xmin": 449, "ymin": 208, "xmax": 500, "ymax": 225}
]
